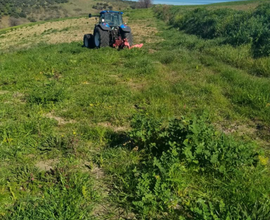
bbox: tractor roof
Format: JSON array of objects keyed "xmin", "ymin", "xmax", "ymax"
[{"xmin": 100, "ymin": 10, "xmax": 123, "ymax": 15}]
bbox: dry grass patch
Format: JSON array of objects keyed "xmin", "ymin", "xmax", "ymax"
[
  {"xmin": 45, "ymin": 112, "xmax": 76, "ymax": 125},
  {"xmin": 126, "ymin": 80, "xmax": 147, "ymax": 91},
  {"xmin": 97, "ymin": 122, "xmax": 129, "ymax": 132},
  {"xmin": 13, "ymin": 92, "xmax": 24, "ymax": 98},
  {"xmin": 0, "ymin": 18, "xmax": 95, "ymax": 51},
  {"xmin": 35, "ymin": 159, "xmax": 59, "ymax": 171},
  {"xmin": 219, "ymin": 123, "xmax": 257, "ymax": 136},
  {"xmin": 0, "ymin": 90, "xmax": 9, "ymax": 95},
  {"xmin": 129, "ymin": 19, "xmax": 161, "ymax": 44}
]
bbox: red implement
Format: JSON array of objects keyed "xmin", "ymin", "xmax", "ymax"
[
  {"xmin": 130, "ymin": 44, "xmax": 143, "ymax": 49},
  {"xmin": 113, "ymin": 37, "xmax": 143, "ymax": 49}
]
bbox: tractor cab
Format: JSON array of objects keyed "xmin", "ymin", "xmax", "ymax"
[{"xmin": 99, "ymin": 11, "xmax": 124, "ymax": 27}]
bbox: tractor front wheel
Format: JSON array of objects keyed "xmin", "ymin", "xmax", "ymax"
[{"xmin": 94, "ymin": 27, "xmax": 109, "ymax": 48}]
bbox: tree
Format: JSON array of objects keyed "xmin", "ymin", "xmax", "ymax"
[{"xmin": 137, "ymin": 0, "xmax": 152, "ymax": 8}]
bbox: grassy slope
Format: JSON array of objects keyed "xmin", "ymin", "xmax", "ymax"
[{"xmin": 0, "ymin": 1, "xmax": 270, "ymax": 219}]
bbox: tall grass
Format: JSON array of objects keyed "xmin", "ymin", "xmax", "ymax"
[
  {"xmin": 174, "ymin": 3, "xmax": 270, "ymax": 58},
  {"xmin": 154, "ymin": 2, "xmax": 270, "ymax": 76}
]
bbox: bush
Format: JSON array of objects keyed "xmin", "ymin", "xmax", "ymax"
[
  {"xmin": 252, "ymin": 28, "xmax": 270, "ymax": 57},
  {"xmin": 178, "ymin": 8, "xmax": 235, "ymax": 39}
]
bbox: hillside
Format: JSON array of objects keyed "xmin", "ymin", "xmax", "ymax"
[
  {"xmin": 0, "ymin": 0, "xmax": 69, "ymax": 28},
  {"xmin": 0, "ymin": 1, "xmax": 270, "ymax": 219},
  {"xmin": 0, "ymin": 0, "xmax": 134, "ymax": 29},
  {"xmin": 0, "ymin": 0, "xmax": 68, "ymax": 19}
]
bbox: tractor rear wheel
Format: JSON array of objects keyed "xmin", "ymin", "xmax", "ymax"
[
  {"xmin": 83, "ymin": 34, "xmax": 95, "ymax": 48},
  {"xmin": 94, "ymin": 27, "xmax": 109, "ymax": 48},
  {"xmin": 123, "ymin": 32, "xmax": 133, "ymax": 46}
]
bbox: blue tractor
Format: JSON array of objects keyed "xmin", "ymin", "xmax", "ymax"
[{"xmin": 83, "ymin": 10, "xmax": 134, "ymax": 49}]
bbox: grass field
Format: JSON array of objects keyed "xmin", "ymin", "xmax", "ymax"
[{"xmin": 0, "ymin": 1, "xmax": 270, "ymax": 219}]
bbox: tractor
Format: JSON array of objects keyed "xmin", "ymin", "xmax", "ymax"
[{"xmin": 83, "ymin": 10, "xmax": 142, "ymax": 49}]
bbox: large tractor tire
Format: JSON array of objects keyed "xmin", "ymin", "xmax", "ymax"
[
  {"xmin": 123, "ymin": 32, "xmax": 133, "ymax": 46},
  {"xmin": 94, "ymin": 27, "xmax": 109, "ymax": 48},
  {"xmin": 83, "ymin": 34, "xmax": 95, "ymax": 48}
]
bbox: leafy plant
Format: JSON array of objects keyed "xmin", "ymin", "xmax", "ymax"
[
  {"xmin": 130, "ymin": 114, "xmax": 257, "ymax": 175},
  {"xmin": 108, "ymin": 114, "xmax": 270, "ymax": 219}
]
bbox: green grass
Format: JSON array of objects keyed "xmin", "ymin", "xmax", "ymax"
[{"xmin": 0, "ymin": 3, "xmax": 270, "ymax": 219}]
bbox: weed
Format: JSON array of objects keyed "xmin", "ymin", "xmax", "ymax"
[{"xmin": 104, "ymin": 114, "xmax": 270, "ymax": 219}]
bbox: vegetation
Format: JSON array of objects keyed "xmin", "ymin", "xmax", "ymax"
[
  {"xmin": 103, "ymin": 114, "xmax": 270, "ymax": 219},
  {"xmin": 0, "ymin": 1, "xmax": 270, "ymax": 219},
  {"xmin": 176, "ymin": 3, "xmax": 270, "ymax": 58},
  {"xmin": 0, "ymin": 0, "xmax": 68, "ymax": 19},
  {"xmin": 154, "ymin": 1, "xmax": 270, "ymax": 76}
]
